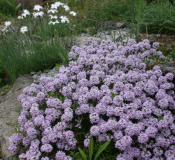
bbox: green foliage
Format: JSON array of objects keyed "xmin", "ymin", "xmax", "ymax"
[
  {"xmin": 18, "ymin": 0, "xmax": 43, "ymax": 10},
  {"xmin": 15, "ymin": 108, "xmax": 21, "ymax": 113},
  {"xmin": 85, "ymin": 1, "xmax": 130, "ymax": 24},
  {"xmin": 89, "ymin": 137, "xmax": 93, "ymax": 160},
  {"xmin": 0, "ymin": 32, "xmax": 69, "ymax": 83},
  {"xmin": 0, "ymin": 4, "xmax": 76, "ymax": 83},
  {"xmin": 0, "ymin": 64, "xmax": 6, "ymax": 86},
  {"xmin": 12, "ymin": 125, "xmax": 22, "ymax": 134},
  {"xmin": 0, "ymin": 13, "xmax": 11, "ymax": 24},
  {"xmin": 140, "ymin": 1, "xmax": 175, "ymax": 35},
  {"xmin": 94, "ymin": 139, "xmax": 111, "ymax": 160},
  {"xmin": 169, "ymin": 46, "xmax": 175, "ymax": 60},
  {"xmin": 6, "ymin": 0, "xmax": 21, "ymax": 15},
  {"xmin": 128, "ymin": 0, "xmax": 147, "ymax": 41},
  {"xmin": 6, "ymin": 121, "xmax": 15, "ymax": 126},
  {"xmin": 59, "ymin": 0, "xmax": 132, "ymax": 35},
  {"xmin": 78, "ymin": 148, "xmax": 87, "ymax": 160},
  {"xmin": 158, "ymin": 115, "xmax": 164, "ymax": 121},
  {"xmin": 78, "ymin": 137, "xmax": 111, "ymax": 160},
  {"xmin": 0, "ymin": 0, "xmax": 21, "ymax": 16},
  {"xmin": 83, "ymin": 0, "xmax": 131, "ymax": 35}
]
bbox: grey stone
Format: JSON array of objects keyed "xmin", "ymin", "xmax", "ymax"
[
  {"xmin": 158, "ymin": 61, "xmax": 175, "ymax": 75},
  {"xmin": 75, "ymin": 33, "xmax": 121, "ymax": 47},
  {"xmin": 0, "ymin": 75, "xmax": 33, "ymax": 160},
  {"xmin": 116, "ymin": 22, "xmax": 126, "ymax": 28},
  {"xmin": 98, "ymin": 21, "xmax": 126, "ymax": 32},
  {"xmin": 75, "ymin": 36, "xmax": 102, "ymax": 47}
]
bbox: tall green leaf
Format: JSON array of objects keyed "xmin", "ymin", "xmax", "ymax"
[
  {"xmin": 94, "ymin": 140, "xmax": 111, "ymax": 160},
  {"xmin": 89, "ymin": 137, "xmax": 94, "ymax": 160},
  {"xmin": 78, "ymin": 148, "xmax": 87, "ymax": 160}
]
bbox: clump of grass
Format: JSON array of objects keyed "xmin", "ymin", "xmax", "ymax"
[{"xmin": 0, "ymin": 33, "xmax": 69, "ymax": 82}]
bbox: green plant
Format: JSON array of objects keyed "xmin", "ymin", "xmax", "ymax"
[
  {"xmin": 0, "ymin": 13, "xmax": 11, "ymax": 24},
  {"xmin": 62, "ymin": 0, "xmax": 131, "ymax": 36},
  {"xmin": 140, "ymin": 1, "xmax": 175, "ymax": 35},
  {"xmin": 0, "ymin": 0, "xmax": 21, "ymax": 16},
  {"xmin": 6, "ymin": 0, "xmax": 21, "ymax": 15},
  {"xmin": 78, "ymin": 137, "xmax": 111, "ymax": 160},
  {"xmin": 0, "ymin": 33, "xmax": 69, "ymax": 83},
  {"xmin": 17, "ymin": 0, "xmax": 43, "ymax": 10},
  {"xmin": 168, "ymin": 46, "xmax": 175, "ymax": 60},
  {"xmin": 83, "ymin": 0, "xmax": 131, "ymax": 33},
  {"xmin": 0, "ymin": 1, "xmax": 76, "ymax": 83},
  {"xmin": 128, "ymin": 0, "xmax": 147, "ymax": 41}
]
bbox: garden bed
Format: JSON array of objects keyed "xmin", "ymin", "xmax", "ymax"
[{"xmin": 0, "ymin": 0, "xmax": 175, "ymax": 159}]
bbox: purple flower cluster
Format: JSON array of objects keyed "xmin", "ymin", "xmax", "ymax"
[{"xmin": 9, "ymin": 38, "xmax": 175, "ymax": 160}]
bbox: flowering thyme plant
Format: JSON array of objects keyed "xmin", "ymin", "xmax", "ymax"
[{"xmin": 9, "ymin": 38, "xmax": 175, "ymax": 160}]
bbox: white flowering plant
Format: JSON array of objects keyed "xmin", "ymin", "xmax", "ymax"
[
  {"xmin": 16, "ymin": 1, "xmax": 77, "ymax": 38},
  {"xmin": 0, "ymin": 1, "xmax": 76, "ymax": 83},
  {"xmin": 1, "ymin": 1, "xmax": 77, "ymax": 39}
]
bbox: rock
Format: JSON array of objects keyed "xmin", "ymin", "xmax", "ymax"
[
  {"xmin": 116, "ymin": 22, "xmax": 126, "ymax": 28},
  {"xmin": 75, "ymin": 34, "xmax": 121, "ymax": 47},
  {"xmin": 0, "ymin": 25, "xmax": 4, "ymax": 31},
  {"xmin": 75, "ymin": 36, "xmax": 101, "ymax": 47},
  {"xmin": 158, "ymin": 61, "xmax": 175, "ymax": 75},
  {"xmin": 97, "ymin": 21, "xmax": 126, "ymax": 32},
  {"xmin": 0, "ymin": 75, "xmax": 33, "ymax": 160}
]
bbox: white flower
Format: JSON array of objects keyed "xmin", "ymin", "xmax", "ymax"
[
  {"xmin": 2, "ymin": 27, "xmax": 8, "ymax": 32},
  {"xmin": 38, "ymin": 11, "xmax": 44, "ymax": 17},
  {"xmin": 5, "ymin": 21, "xmax": 11, "ymax": 27},
  {"xmin": 60, "ymin": 16, "xmax": 69, "ymax": 23},
  {"xmin": 18, "ymin": 9, "xmax": 30, "ymax": 19},
  {"xmin": 51, "ymin": 2, "xmax": 63, "ymax": 9},
  {"xmin": 63, "ymin": 5, "xmax": 70, "ymax": 11},
  {"xmin": 48, "ymin": 20, "xmax": 59, "ymax": 25},
  {"xmin": 21, "ymin": 13, "xmax": 27, "ymax": 18},
  {"xmin": 33, "ymin": 11, "xmax": 44, "ymax": 18},
  {"xmin": 47, "ymin": 9, "xmax": 58, "ymax": 14},
  {"xmin": 22, "ymin": 12, "xmax": 31, "ymax": 18},
  {"xmin": 51, "ymin": 4, "xmax": 57, "ymax": 9},
  {"xmin": 20, "ymin": 26, "xmax": 28, "ymax": 33},
  {"xmin": 23, "ymin": 9, "xmax": 30, "ymax": 15},
  {"xmin": 55, "ymin": 2, "xmax": 63, "ymax": 7},
  {"xmin": 70, "ymin": 11, "xmax": 76, "ymax": 16},
  {"xmin": 18, "ymin": 16, "xmax": 23, "ymax": 19},
  {"xmin": 33, "ymin": 5, "xmax": 43, "ymax": 11},
  {"xmin": 49, "ymin": 15, "xmax": 58, "ymax": 19}
]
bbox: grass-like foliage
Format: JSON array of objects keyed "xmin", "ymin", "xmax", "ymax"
[
  {"xmin": 78, "ymin": 137, "xmax": 111, "ymax": 160},
  {"xmin": 0, "ymin": 0, "xmax": 21, "ymax": 16},
  {"xmin": 0, "ymin": 33, "xmax": 68, "ymax": 82}
]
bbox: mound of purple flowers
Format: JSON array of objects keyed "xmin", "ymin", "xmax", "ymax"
[{"xmin": 9, "ymin": 38, "xmax": 175, "ymax": 160}]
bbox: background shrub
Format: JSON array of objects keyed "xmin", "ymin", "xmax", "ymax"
[{"xmin": 140, "ymin": 1, "xmax": 175, "ymax": 35}]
